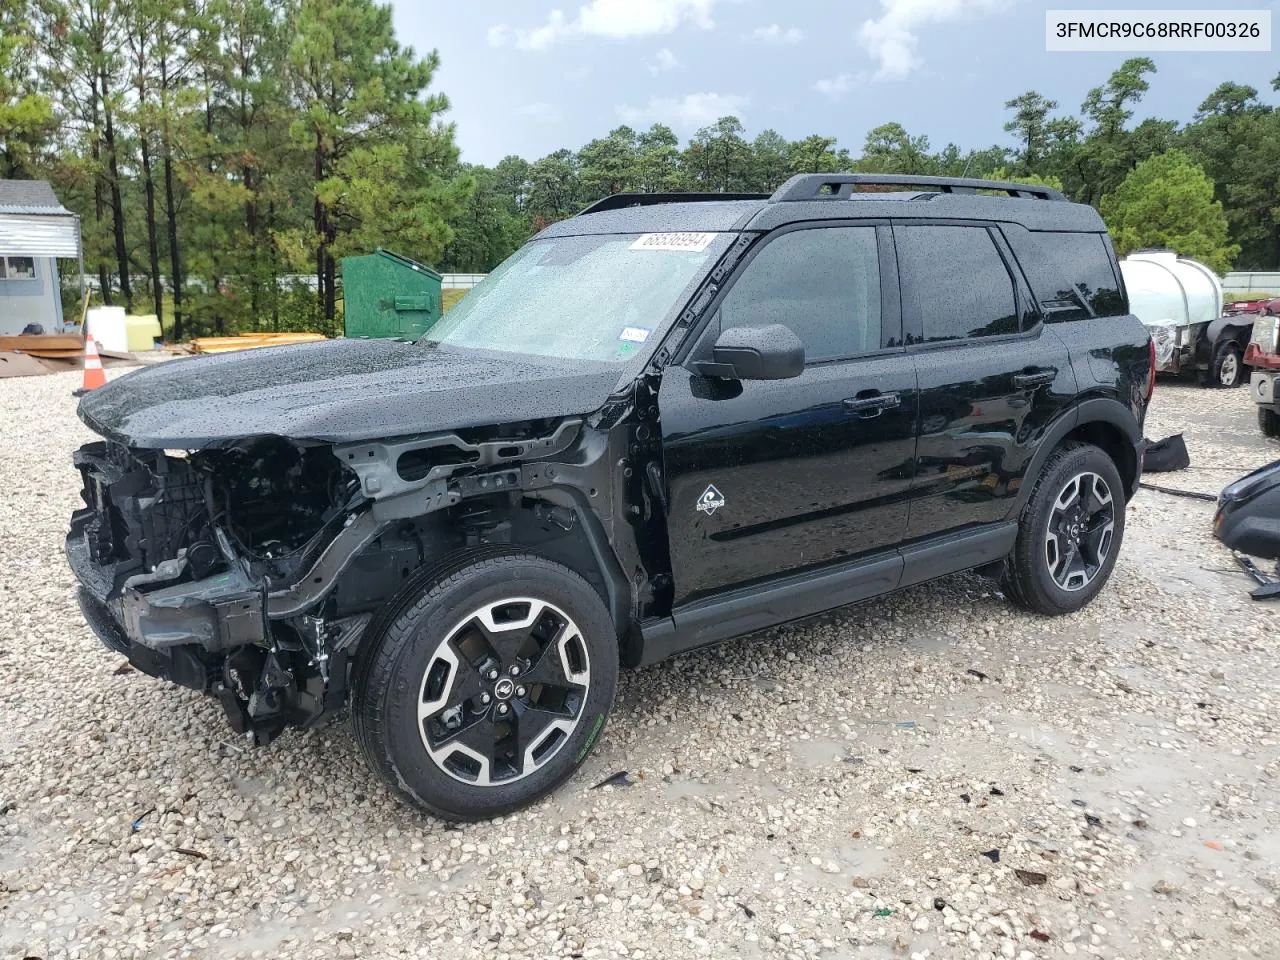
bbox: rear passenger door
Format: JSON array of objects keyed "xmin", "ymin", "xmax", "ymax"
[{"xmin": 895, "ymin": 222, "xmax": 1075, "ymax": 543}]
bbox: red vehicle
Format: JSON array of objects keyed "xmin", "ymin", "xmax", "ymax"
[{"xmin": 1229, "ymin": 296, "xmax": 1280, "ymax": 316}]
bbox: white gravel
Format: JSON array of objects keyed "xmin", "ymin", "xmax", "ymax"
[{"xmin": 2, "ymin": 371, "xmax": 1279, "ymax": 959}]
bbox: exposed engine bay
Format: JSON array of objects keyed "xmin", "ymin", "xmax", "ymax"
[{"xmin": 67, "ymin": 405, "xmax": 654, "ymax": 745}]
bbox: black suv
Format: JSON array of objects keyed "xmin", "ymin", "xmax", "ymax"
[{"xmin": 67, "ymin": 174, "xmax": 1153, "ymax": 820}]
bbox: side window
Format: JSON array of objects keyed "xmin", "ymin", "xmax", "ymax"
[
  {"xmin": 718, "ymin": 227, "xmax": 882, "ymax": 362},
  {"xmin": 0, "ymin": 256, "xmax": 36, "ymax": 280},
  {"xmin": 897, "ymin": 225, "xmax": 1018, "ymax": 342},
  {"xmin": 1014, "ymin": 231, "xmax": 1124, "ymax": 320}
]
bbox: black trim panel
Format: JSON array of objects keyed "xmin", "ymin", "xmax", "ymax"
[{"xmin": 899, "ymin": 522, "xmax": 1018, "ymax": 588}]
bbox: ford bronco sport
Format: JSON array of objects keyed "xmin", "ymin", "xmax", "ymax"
[{"xmin": 67, "ymin": 174, "xmax": 1153, "ymax": 820}]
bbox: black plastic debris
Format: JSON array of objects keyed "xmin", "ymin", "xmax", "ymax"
[
  {"xmin": 1071, "ymin": 799, "xmax": 1087, "ymax": 807},
  {"xmin": 1015, "ymin": 869, "xmax": 1048, "ymax": 886},
  {"xmin": 966, "ymin": 668, "xmax": 989, "ymax": 681},
  {"xmin": 989, "ymin": 786, "xmax": 1005, "ymax": 797},
  {"xmin": 1069, "ymin": 765, "xmax": 1084, "ymax": 773},
  {"xmin": 131, "ymin": 807, "xmax": 155, "ymax": 832},
  {"xmin": 980, "ymin": 849, "xmax": 1000, "ymax": 863},
  {"xmin": 1030, "ymin": 930, "xmax": 1051, "ymax": 943},
  {"xmin": 591, "ymin": 771, "xmax": 633, "ymax": 790},
  {"xmin": 960, "ymin": 793, "xmax": 971, "ymax": 804},
  {"xmin": 933, "ymin": 897, "xmax": 947, "ymax": 911},
  {"xmin": 906, "ymin": 767, "xmax": 924, "ymax": 774},
  {"xmin": 1085, "ymin": 814, "xmax": 1103, "ymax": 829},
  {"xmin": 1142, "ymin": 434, "xmax": 1189, "ymax": 473},
  {"xmin": 738, "ymin": 902, "xmax": 756, "ymax": 919},
  {"xmin": 175, "ymin": 847, "xmax": 207, "ymax": 860}
]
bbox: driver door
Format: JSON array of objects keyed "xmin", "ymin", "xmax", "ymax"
[{"xmin": 658, "ymin": 224, "xmax": 918, "ymax": 607}]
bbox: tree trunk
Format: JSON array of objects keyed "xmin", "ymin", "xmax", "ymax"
[
  {"xmin": 140, "ymin": 133, "xmax": 164, "ymax": 324},
  {"xmin": 159, "ymin": 50, "xmax": 183, "ymax": 341},
  {"xmin": 89, "ymin": 80, "xmax": 112, "ymax": 306},
  {"xmin": 163, "ymin": 146, "xmax": 182, "ymax": 340},
  {"xmin": 100, "ymin": 73, "xmax": 132, "ymax": 311},
  {"xmin": 314, "ymin": 131, "xmax": 328, "ymax": 320}
]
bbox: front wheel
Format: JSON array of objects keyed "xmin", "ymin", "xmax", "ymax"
[
  {"xmin": 352, "ymin": 550, "xmax": 619, "ymax": 821},
  {"xmin": 1260, "ymin": 407, "xmax": 1280, "ymax": 438},
  {"xmin": 1002, "ymin": 443, "xmax": 1126, "ymax": 615}
]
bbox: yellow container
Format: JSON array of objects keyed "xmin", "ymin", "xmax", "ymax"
[{"xmin": 125, "ymin": 314, "xmax": 163, "ymax": 352}]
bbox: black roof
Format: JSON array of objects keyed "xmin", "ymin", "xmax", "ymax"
[
  {"xmin": 540, "ymin": 173, "xmax": 1105, "ymax": 238},
  {"xmin": 0, "ymin": 179, "xmax": 71, "ymax": 215}
]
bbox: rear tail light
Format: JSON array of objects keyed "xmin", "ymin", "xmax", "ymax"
[{"xmin": 1146, "ymin": 337, "xmax": 1156, "ymax": 402}]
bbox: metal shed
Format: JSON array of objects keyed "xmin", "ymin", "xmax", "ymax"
[{"xmin": 0, "ymin": 180, "xmax": 82, "ymax": 337}]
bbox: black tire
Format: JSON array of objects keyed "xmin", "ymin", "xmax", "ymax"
[
  {"xmin": 1210, "ymin": 341, "xmax": 1244, "ymax": 388},
  {"xmin": 1260, "ymin": 407, "xmax": 1280, "ymax": 438},
  {"xmin": 1002, "ymin": 443, "xmax": 1126, "ymax": 616},
  {"xmin": 352, "ymin": 549, "xmax": 618, "ymax": 821}
]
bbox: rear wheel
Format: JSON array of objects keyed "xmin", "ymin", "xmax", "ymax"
[
  {"xmin": 352, "ymin": 550, "xmax": 618, "ymax": 821},
  {"xmin": 1211, "ymin": 341, "xmax": 1244, "ymax": 388},
  {"xmin": 1003, "ymin": 443, "xmax": 1125, "ymax": 615},
  {"xmin": 1260, "ymin": 407, "xmax": 1280, "ymax": 438}
]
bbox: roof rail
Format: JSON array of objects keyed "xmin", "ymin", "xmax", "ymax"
[
  {"xmin": 577, "ymin": 192, "xmax": 770, "ymax": 217},
  {"xmin": 770, "ymin": 174, "xmax": 1067, "ymax": 203}
]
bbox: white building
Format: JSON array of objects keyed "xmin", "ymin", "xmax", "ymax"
[{"xmin": 0, "ymin": 180, "xmax": 81, "ymax": 336}]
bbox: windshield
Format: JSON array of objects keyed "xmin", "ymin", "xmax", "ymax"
[{"xmin": 427, "ymin": 232, "xmax": 726, "ymax": 363}]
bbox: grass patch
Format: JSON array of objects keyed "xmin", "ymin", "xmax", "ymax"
[{"xmin": 443, "ymin": 288, "xmax": 468, "ymax": 313}]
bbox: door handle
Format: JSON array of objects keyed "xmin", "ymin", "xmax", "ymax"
[
  {"xmin": 842, "ymin": 392, "xmax": 901, "ymax": 417},
  {"xmin": 1012, "ymin": 368, "xmax": 1057, "ymax": 389}
]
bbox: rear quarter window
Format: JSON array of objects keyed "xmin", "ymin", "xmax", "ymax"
[{"xmin": 1004, "ymin": 227, "xmax": 1126, "ymax": 321}]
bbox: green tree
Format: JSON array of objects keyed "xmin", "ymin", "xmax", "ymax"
[
  {"xmin": 1100, "ymin": 150, "xmax": 1238, "ymax": 273},
  {"xmin": 578, "ymin": 125, "xmax": 639, "ymax": 199},
  {"xmin": 525, "ymin": 149, "xmax": 580, "ymax": 226},
  {"xmin": 858, "ymin": 122, "xmax": 934, "ymax": 174},
  {"xmin": 1183, "ymin": 83, "xmax": 1280, "ymax": 270},
  {"xmin": 439, "ymin": 163, "xmax": 528, "ymax": 272},
  {"xmin": 287, "ymin": 0, "xmax": 467, "ymax": 321},
  {"xmin": 684, "ymin": 116, "xmax": 752, "ymax": 192},
  {"xmin": 636, "ymin": 123, "xmax": 683, "ymax": 192},
  {"xmin": 1003, "ymin": 91, "xmax": 1057, "ymax": 174},
  {"xmin": 787, "ymin": 134, "xmax": 841, "ymax": 174},
  {"xmin": 1072, "ymin": 57, "xmax": 1158, "ymax": 205},
  {"xmin": 1, "ymin": 0, "xmax": 55, "ymax": 177},
  {"xmin": 748, "ymin": 129, "xmax": 790, "ymax": 191}
]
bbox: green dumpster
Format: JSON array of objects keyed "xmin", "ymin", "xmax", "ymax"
[{"xmin": 341, "ymin": 249, "xmax": 443, "ymax": 339}]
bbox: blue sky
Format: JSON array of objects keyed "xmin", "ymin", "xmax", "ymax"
[{"xmin": 391, "ymin": 0, "xmax": 1280, "ymax": 166}]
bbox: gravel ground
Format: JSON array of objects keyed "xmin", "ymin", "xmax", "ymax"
[{"xmin": 2, "ymin": 371, "xmax": 1279, "ymax": 960}]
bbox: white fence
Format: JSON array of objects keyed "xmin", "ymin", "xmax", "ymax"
[
  {"xmin": 442, "ymin": 273, "xmax": 486, "ymax": 289},
  {"xmin": 1224, "ymin": 272, "xmax": 1280, "ymax": 295}
]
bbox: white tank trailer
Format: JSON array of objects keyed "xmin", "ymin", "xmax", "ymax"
[{"xmin": 1119, "ymin": 251, "xmax": 1249, "ymax": 387}]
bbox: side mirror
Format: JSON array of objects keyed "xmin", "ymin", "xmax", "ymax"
[{"xmin": 694, "ymin": 324, "xmax": 805, "ymax": 381}]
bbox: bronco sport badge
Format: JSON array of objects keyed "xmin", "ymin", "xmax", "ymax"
[{"xmin": 696, "ymin": 484, "xmax": 726, "ymax": 516}]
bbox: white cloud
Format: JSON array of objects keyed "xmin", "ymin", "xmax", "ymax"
[
  {"xmin": 814, "ymin": 73, "xmax": 854, "ymax": 99},
  {"xmin": 858, "ymin": 0, "xmax": 1008, "ymax": 79},
  {"xmin": 500, "ymin": 0, "xmax": 719, "ymax": 52},
  {"xmin": 617, "ymin": 92, "xmax": 748, "ymax": 131},
  {"xmin": 749, "ymin": 24, "xmax": 804, "ymax": 43},
  {"xmin": 648, "ymin": 47, "xmax": 679, "ymax": 73},
  {"xmin": 518, "ymin": 102, "xmax": 564, "ymax": 123}
]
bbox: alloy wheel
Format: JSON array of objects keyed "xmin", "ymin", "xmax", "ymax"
[
  {"xmin": 417, "ymin": 597, "xmax": 591, "ymax": 786},
  {"xmin": 1043, "ymin": 471, "xmax": 1115, "ymax": 592}
]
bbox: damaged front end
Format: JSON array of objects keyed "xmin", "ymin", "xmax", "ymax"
[
  {"xmin": 67, "ymin": 417, "xmax": 603, "ymax": 744},
  {"xmin": 68, "ymin": 437, "xmax": 370, "ymax": 742}
]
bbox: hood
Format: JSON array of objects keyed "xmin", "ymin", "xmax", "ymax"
[{"xmin": 78, "ymin": 338, "xmax": 625, "ymax": 448}]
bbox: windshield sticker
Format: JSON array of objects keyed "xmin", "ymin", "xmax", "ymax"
[
  {"xmin": 619, "ymin": 327, "xmax": 651, "ymax": 343},
  {"xmin": 630, "ymin": 232, "xmax": 718, "ymax": 253}
]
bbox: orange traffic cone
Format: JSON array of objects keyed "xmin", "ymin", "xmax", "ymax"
[{"xmin": 74, "ymin": 333, "xmax": 107, "ymax": 396}]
